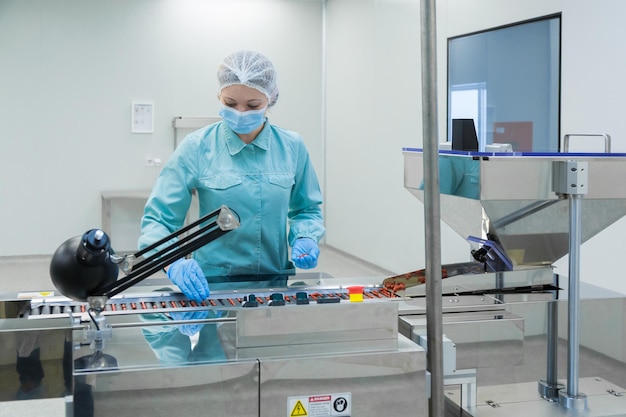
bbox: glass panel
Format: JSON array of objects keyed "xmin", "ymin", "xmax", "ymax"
[{"xmin": 448, "ymin": 15, "xmax": 561, "ymax": 152}]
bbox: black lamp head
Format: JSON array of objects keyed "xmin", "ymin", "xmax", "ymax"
[{"xmin": 50, "ymin": 229, "xmax": 119, "ymax": 302}]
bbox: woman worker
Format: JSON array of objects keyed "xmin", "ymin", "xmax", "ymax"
[{"xmin": 138, "ymin": 50, "xmax": 325, "ymax": 303}]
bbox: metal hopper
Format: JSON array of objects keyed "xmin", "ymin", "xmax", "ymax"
[{"xmin": 403, "ymin": 149, "xmax": 626, "ymax": 267}]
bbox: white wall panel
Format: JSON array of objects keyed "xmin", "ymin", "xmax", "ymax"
[
  {"xmin": 325, "ymin": 0, "xmax": 626, "ymax": 295},
  {"xmin": 0, "ymin": 0, "xmax": 323, "ymax": 256},
  {"xmin": 325, "ymin": 0, "xmax": 434, "ymax": 274},
  {"xmin": 4, "ymin": 0, "xmax": 626, "ymax": 295},
  {"xmin": 553, "ymin": 0, "xmax": 626, "ymax": 294}
]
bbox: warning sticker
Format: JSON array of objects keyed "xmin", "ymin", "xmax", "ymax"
[
  {"xmin": 288, "ymin": 392, "xmax": 351, "ymax": 417},
  {"xmin": 291, "ymin": 400, "xmax": 308, "ymax": 416}
]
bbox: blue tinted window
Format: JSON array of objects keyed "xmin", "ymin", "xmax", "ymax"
[{"xmin": 448, "ymin": 16, "xmax": 561, "ymax": 152}]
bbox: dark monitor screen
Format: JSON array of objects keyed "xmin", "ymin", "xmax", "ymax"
[{"xmin": 452, "ymin": 118, "xmax": 478, "ymax": 151}]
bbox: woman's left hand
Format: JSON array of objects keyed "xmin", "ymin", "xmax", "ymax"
[{"xmin": 291, "ymin": 238, "xmax": 320, "ymax": 269}]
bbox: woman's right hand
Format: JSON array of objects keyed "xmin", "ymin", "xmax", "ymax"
[{"xmin": 166, "ymin": 258, "xmax": 210, "ymax": 302}]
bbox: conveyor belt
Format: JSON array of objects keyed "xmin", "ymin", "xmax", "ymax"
[{"xmin": 28, "ymin": 286, "xmax": 399, "ymax": 320}]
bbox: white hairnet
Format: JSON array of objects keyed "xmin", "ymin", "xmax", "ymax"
[{"xmin": 217, "ymin": 50, "xmax": 279, "ymax": 107}]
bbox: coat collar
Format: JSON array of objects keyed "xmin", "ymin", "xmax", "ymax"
[{"xmin": 222, "ymin": 120, "xmax": 271, "ymax": 155}]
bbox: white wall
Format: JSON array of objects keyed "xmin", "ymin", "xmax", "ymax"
[
  {"xmin": 323, "ymin": 0, "xmax": 560, "ymax": 275},
  {"xmin": 553, "ymin": 0, "xmax": 626, "ymax": 293},
  {"xmin": 4, "ymin": 0, "xmax": 626, "ymax": 295},
  {"xmin": 324, "ymin": 0, "xmax": 626, "ymax": 294},
  {"xmin": 0, "ymin": 0, "xmax": 323, "ymax": 256},
  {"xmin": 445, "ymin": 0, "xmax": 626, "ymax": 294},
  {"xmin": 324, "ymin": 0, "xmax": 469, "ymax": 276}
]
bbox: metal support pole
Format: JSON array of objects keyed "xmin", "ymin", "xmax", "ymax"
[
  {"xmin": 567, "ymin": 194, "xmax": 582, "ymax": 397},
  {"xmin": 538, "ymin": 294, "xmax": 564, "ymax": 401},
  {"xmin": 558, "ymin": 192, "xmax": 588, "ymax": 410},
  {"xmin": 546, "ymin": 300, "xmax": 559, "ymax": 386},
  {"xmin": 552, "ymin": 160, "xmax": 588, "ymax": 411},
  {"xmin": 420, "ymin": 0, "xmax": 444, "ymax": 416}
]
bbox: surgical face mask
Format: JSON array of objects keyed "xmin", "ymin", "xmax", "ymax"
[{"xmin": 219, "ymin": 105, "xmax": 267, "ymax": 134}]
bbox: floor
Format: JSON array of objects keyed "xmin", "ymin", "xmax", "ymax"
[
  {"xmin": 309, "ymin": 244, "xmax": 394, "ymax": 279},
  {"xmin": 0, "ymin": 244, "xmax": 394, "ymax": 294}
]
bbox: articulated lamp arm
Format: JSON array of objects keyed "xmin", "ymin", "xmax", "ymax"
[{"xmin": 50, "ymin": 205, "xmax": 240, "ymax": 303}]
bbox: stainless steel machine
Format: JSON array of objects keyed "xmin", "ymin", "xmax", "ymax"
[
  {"xmin": 0, "ymin": 275, "xmax": 426, "ymax": 417},
  {"xmin": 401, "ymin": 148, "xmax": 626, "ymax": 416},
  {"xmin": 3, "ymin": 148, "xmax": 626, "ymax": 417},
  {"xmin": 1, "ymin": 204, "xmax": 428, "ymax": 416}
]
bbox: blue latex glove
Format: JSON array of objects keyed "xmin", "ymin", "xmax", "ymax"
[
  {"xmin": 166, "ymin": 258, "xmax": 210, "ymax": 303},
  {"xmin": 291, "ymin": 238, "xmax": 320, "ymax": 269},
  {"xmin": 169, "ymin": 310, "xmax": 208, "ymax": 336}
]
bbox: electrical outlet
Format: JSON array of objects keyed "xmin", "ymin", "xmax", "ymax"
[{"xmin": 145, "ymin": 157, "xmax": 162, "ymax": 167}]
